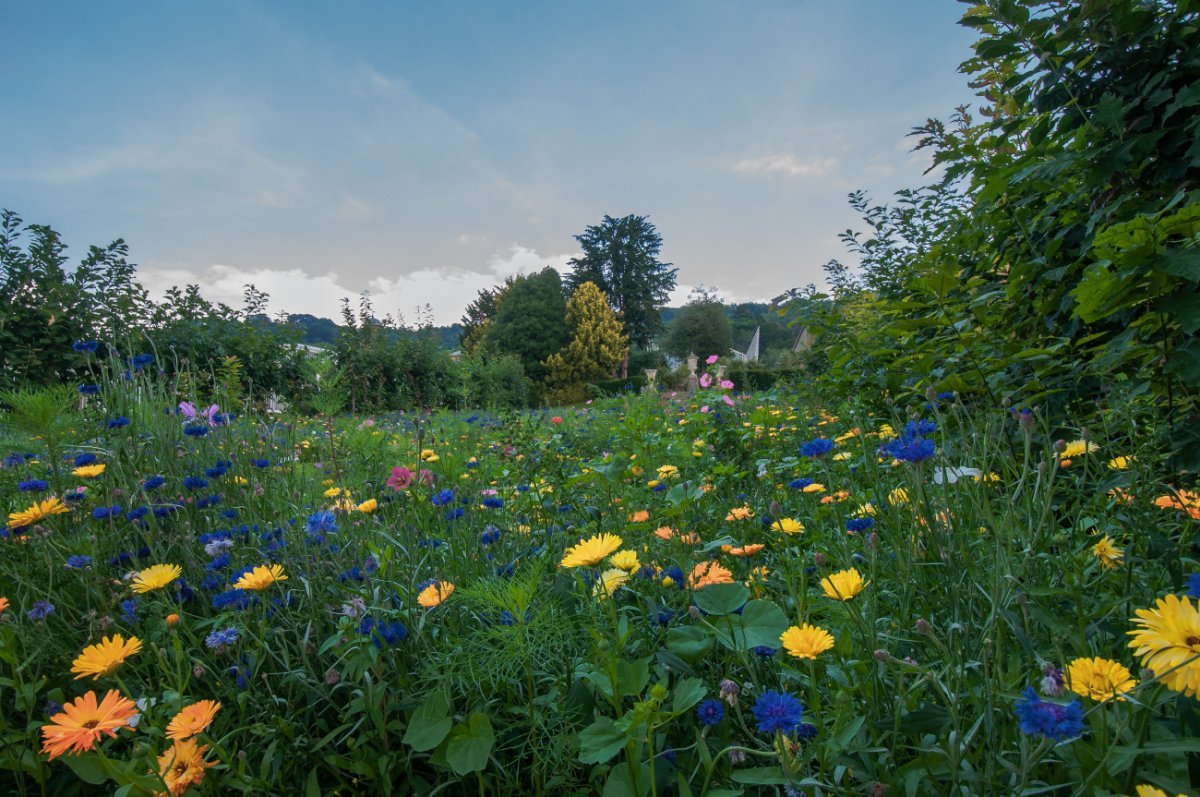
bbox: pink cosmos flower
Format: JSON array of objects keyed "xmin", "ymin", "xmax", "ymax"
[
  {"xmin": 719, "ymin": 379, "xmax": 734, "ymax": 390},
  {"xmin": 700, "ymin": 405, "xmax": 710, "ymax": 413},
  {"xmin": 387, "ymin": 466, "xmax": 415, "ymax": 491},
  {"xmin": 706, "ymin": 354, "xmax": 719, "ymax": 365},
  {"xmin": 700, "ymin": 373, "xmax": 713, "ymax": 388},
  {"xmin": 722, "ymin": 394, "xmax": 735, "ymax": 406},
  {"xmin": 179, "ymin": 401, "xmax": 220, "ymax": 426}
]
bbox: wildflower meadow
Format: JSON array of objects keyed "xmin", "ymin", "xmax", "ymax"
[{"xmin": 1, "ymin": 347, "xmax": 1198, "ymax": 796}]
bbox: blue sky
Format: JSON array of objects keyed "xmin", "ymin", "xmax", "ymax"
[{"xmin": 4, "ymin": 1, "xmax": 977, "ymax": 325}]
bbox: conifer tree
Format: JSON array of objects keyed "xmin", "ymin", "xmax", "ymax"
[{"xmin": 543, "ymin": 281, "xmax": 627, "ymax": 390}]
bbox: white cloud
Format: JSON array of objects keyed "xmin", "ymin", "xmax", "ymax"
[
  {"xmin": 138, "ymin": 244, "xmax": 580, "ymax": 326},
  {"xmin": 734, "ymin": 154, "xmax": 838, "ymax": 178}
]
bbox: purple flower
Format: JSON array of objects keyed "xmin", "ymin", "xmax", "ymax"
[
  {"xmin": 1013, "ymin": 686, "xmax": 1084, "ymax": 741},
  {"xmin": 696, "ymin": 699, "xmax": 725, "ymax": 726},
  {"xmin": 27, "ymin": 601, "xmax": 55, "ymax": 621},
  {"xmin": 750, "ymin": 690, "xmax": 804, "ymax": 735}
]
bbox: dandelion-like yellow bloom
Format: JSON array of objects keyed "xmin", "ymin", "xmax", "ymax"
[
  {"xmin": 1061, "ymin": 440, "xmax": 1098, "ymax": 458},
  {"xmin": 166, "ymin": 700, "xmax": 221, "ymax": 740},
  {"xmin": 417, "ymin": 580, "xmax": 455, "ymax": 608},
  {"xmin": 656, "ymin": 464, "xmax": 679, "ymax": 479},
  {"xmin": 593, "ymin": 568, "xmax": 629, "ymax": 600},
  {"xmin": 1065, "ymin": 657, "xmax": 1135, "ymax": 702},
  {"xmin": 40, "ymin": 690, "xmax": 138, "ymax": 760},
  {"xmin": 72, "ymin": 464, "xmax": 106, "ymax": 478},
  {"xmin": 131, "ymin": 564, "xmax": 182, "ymax": 594},
  {"xmin": 802, "ymin": 483, "xmax": 826, "ymax": 494},
  {"xmin": 689, "ymin": 561, "xmax": 734, "ymax": 589},
  {"xmin": 233, "ymin": 564, "xmax": 287, "ymax": 591},
  {"xmin": 1135, "ymin": 786, "xmax": 1186, "ymax": 797},
  {"xmin": 781, "ymin": 624, "xmax": 835, "ymax": 660},
  {"xmin": 609, "ymin": 550, "xmax": 640, "ymax": 572},
  {"xmin": 821, "ymin": 568, "xmax": 867, "ymax": 601},
  {"xmin": 355, "ymin": 498, "xmax": 378, "ymax": 513},
  {"xmin": 7, "ymin": 496, "xmax": 70, "ymax": 529},
  {"xmin": 1107, "ymin": 455, "xmax": 1134, "ymax": 470},
  {"xmin": 1091, "ymin": 536, "xmax": 1123, "ymax": 570},
  {"xmin": 157, "ymin": 737, "xmax": 216, "ymax": 796},
  {"xmin": 771, "ymin": 518, "xmax": 804, "ymax": 535},
  {"xmin": 420, "ymin": 449, "xmax": 439, "ymax": 462},
  {"xmin": 725, "ymin": 505, "xmax": 754, "ymax": 521},
  {"xmin": 1128, "ymin": 594, "xmax": 1200, "ymax": 698},
  {"xmin": 560, "ymin": 533, "xmax": 623, "ymax": 568},
  {"xmin": 71, "ymin": 634, "xmax": 142, "ymax": 680},
  {"xmin": 323, "ymin": 486, "xmax": 348, "ymax": 498}
]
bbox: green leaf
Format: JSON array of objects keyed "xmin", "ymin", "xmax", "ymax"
[
  {"xmin": 402, "ymin": 691, "xmax": 453, "ymax": 752},
  {"xmin": 616, "ymin": 656, "xmax": 651, "ymax": 698},
  {"xmin": 670, "ymin": 677, "xmax": 707, "ymax": 715},
  {"xmin": 445, "ymin": 712, "xmax": 494, "ymax": 775},
  {"xmin": 693, "ymin": 583, "xmax": 749, "ymax": 616},
  {"xmin": 62, "ymin": 754, "xmax": 108, "ymax": 785},
  {"xmin": 578, "ymin": 716, "xmax": 630, "ymax": 764},
  {"xmin": 1154, "ymin": 248, "xmax": 1200, "ymax": 281},
  {"xmin": 730, "ymin": 766, "xmax": 789, "ymax": 785},
  {"xmin": 713, "ymin": 599, "xmax": 788, "ymax": 651}
]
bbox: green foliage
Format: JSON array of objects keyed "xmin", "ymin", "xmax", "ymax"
[
  {"xmin": 451, "ymin": 351, "xmax": 532, "ymax": 410},
  {"xmin": 482, "ymin": 267, "xmax": 570, "ymax": 386},
  {"xmin": 662, "ymin": 297, "xmax": 733, "ymax": 360},
  {"xmin": 544, "ymin": 281, "xmax": 628, "ymax": 402},
  {"xmin": 566, "ymin": 214, "xmax": 678, "ymax": 349}
]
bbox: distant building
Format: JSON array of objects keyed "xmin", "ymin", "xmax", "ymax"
[{"xmin": 732, "ymin": 327, "xmax": 761, "ymax": 363}]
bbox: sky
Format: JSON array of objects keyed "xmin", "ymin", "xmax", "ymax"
[{"xmin": 4, "ymin": 1, "xmax": 978, "ymax": 326}]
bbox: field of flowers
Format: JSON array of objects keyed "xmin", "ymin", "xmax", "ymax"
[{"xmin": 1, "ymin": 350, "xmax": 1199, "ymax": 796}]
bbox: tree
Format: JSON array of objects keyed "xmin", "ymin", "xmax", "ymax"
[
  {"xmin": 544, "ymin": 282, "xmax": 627, "ymax": 393},
  {"xmin": 566, "ymin": 215, "xmax": 677, "ymax": 360},
  {"xmin": 459, "ymin": 278, "xmax": 514, "ymax": 354},
  {"xmin": 662, "ymin": 294, "xmax": 732, "ymax": 360},
  {"xmin": 481, "ymin": 267, "xmax": 569, "ymax": 385}
]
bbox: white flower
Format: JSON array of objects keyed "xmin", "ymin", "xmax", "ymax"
[{"xmin": 932, "ymin": 467, "xmax": 982, "ymax": 485}]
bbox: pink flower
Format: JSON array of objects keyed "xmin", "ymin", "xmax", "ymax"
[
  {"xmin": 418, "ymin": 469, "xmax": 434, "ymax": 485},
  {"xmin": 722, "ymin": 394, "xmax": 735, "ymax": 406},
  {"xmin": 719, "ymin": 379, "xmax": 734, "ymax": 390},
  {"xmin": 699, "ymin": 373, "xmax": 712, "ymax": 388},
  {"xmin": 706, "ymin": 354, "xmax": 719, "ymax": 365},
  {"xmin": 700, "ymin": 405, "xmax": 710, "ymax": 413},
  {"xmin": 550, "ymin": 416, "xmax": 563, "ymax": 424},
  {"xmin": 179, "ymin": 401, "xmax": 220, "ymax": 426},
  {"xmin": 387, "ymin": 466, "xmax": 414, "ymax": 491}
]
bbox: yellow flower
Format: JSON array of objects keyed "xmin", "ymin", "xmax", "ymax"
[
  {"xmin": 725, "ymin": 505, "xmax": 754, "ymax": 521},
  {"xmin": 888, "ymin": 487, "xmax": 909, "ymax": 506},
  {"xmin": 609, "ymin": 550, "xmax": 640, "ymax": 572},
  {"xmin": 802, "ymin": 483, "xmax": 826, "ymax": 494},
  {"xmin": 1061, "ymin": 440, "xmax": 1098, "ymax": 458},
  {"xmin": 71, "ymin": 634, "xmax": 142, "ymax": 680},
  {"xmin": 1107, "ymin": 455, "xmax": 1134, "ymax": 470},
  {"xmin": 560, "ymin": 533, "xmax": 623, "ymax": 568},
  {"xmin": 832, "ymin": 451, "xmax": 852, "ymax": 461},
  {"xmin": 780, "ymin": 624, "xmax": 835, "ymax": 660},
  {"xmin": 156, "ymin": 737, "xmax": 217, "ymax": 796},
  {"xmin": 1065, "ymin": 657, "xmax": 1135, "ymax": 702},
  {"xmin": 1091, "ymin": 536, "xmax": 1123, "ymax": 570},
  {"xmin": 656, "ymin": 464, "xmax": 679, "ymax": 479},
  {"xmin": 7, "ymin": 496, "xmax": 69, "ymax": 529},
  {"xmin": 420, "ymin": 449, "xmax": 439, "ymax": 462},
  {"xmin": 166, "ymin": 700, "xmax": 221, "ymax": 740},
  {"xmin": 233, "ymin": 564, "xmax": 287, "ymax": 591},
  {"xmin": 820, "ymin": 568, "xmax": 867, "ymax": 601},
  {"xmin": 72, "ymin": 464, "xmax": 106, "ymax": 478},
  {"xmin": 355, "ymin": 498, "xmax": 378, "ymax": 513},
  {"xmin": 131, "ymin": 564, "xmax": 183, "ymax": 594},
  {"xmin": 1128, "ymin": 594, "xmax": 1200, "ymax": 698},
  {"xmin": 771, "ymin": 518, "xmax": 804, "ymax": 535},
  {"xmin": 593, "ymin": 568, "xmax": 630, "ymax": 600},
  {"xmin": 418, "ymin": 580, "xmax": 455, "ymax": 608},
  {"xmin": 324, "ymin": 486, "xmax": 348, "ymax": 498},
  {"xmin": 1135, "ymin": 786, "xmax": 1186, "ymax": 797}
]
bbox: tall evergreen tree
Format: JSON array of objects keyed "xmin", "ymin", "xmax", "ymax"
[
  {"xmin": 481, "ymin": 268, "xmax": 569, "ymax": 385},
  {"xmin": 566, "ymin": 214, "xmax": 677, "ymax": 354},
  {"xmin": 544, "ymin": 281, "xmax": 627, "ymax": 390}
]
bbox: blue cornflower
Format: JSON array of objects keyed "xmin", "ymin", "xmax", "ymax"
[
  {"xmin": 142, "ymin": 475, "xmax": 166, "ymax": 490},
  {"xmin": 92, "ymin": 505, "xmax": 122, "ymax": 520},
  {"xmin": 27, "ymin": 601, "xmax": 55, "ymax": 621},
  {"xmin": 196, "ymin": 494, "xmax": 221, "ymax": 508},
  {"xmin": 880, "ymin": 436, "xmax": 936, "ymax": 463},
  {"xmin": 205, "ymin": 466, "xmax": 227, "ymax": 479},
  {"xmin": 184, "ymin": 424, "xmax": 209, "ymax": 437},
  {"xmin": 78, "ymin": 384, "xmax": 101, "ymax": 395},
  {"xmin": 152, "ymin": 504, "xmax": 182, "ymax": 518},
  {"xmin": 305, "ymin": 510, "xmax": 338, "ymax": 536},
  {"xmin": 753, "ymin": 645, "xmax": 777, "ymax": 659},
  {"xmin": 73, "ymin": 453, "xmax": 97, "ymax": 467},
  {"xmin": 846, "ymin": 517, "xmax": 875, "ymax": 533},
  {"xmin": 358, "ymin": 616, "xmax": 408, "ymax": 648},
  {"xmin": 339, "ymin": 567, "xmax": 365, "ymax": 583},
  {"xmin": 212, "ymin": 589, "xmax": 257, "ymax": 611},
  {"xmin": 418, "ymin": 537, "xmax": 445, "ymax": 548},
  {"xmin": 120, "ymin": 599, "xmax": 139, "ymax": 623},
  {"xmin": 479, "ymin": 525, "xmax": 501, "ymax": 545},
  {"xmin": 789, "ymin": 477, "xmax": 814, "ymax": 490},
  {"xmin": 904, "ymin": 419, "xmax": 937, "ymax": 437},
  {"xmin": 18, "ymin": 479, "xmax": 49, "ymax": 492},
  {"xmin": 1187, "ymin": 573, "xmax": 1200, "ymax": 599},
  {"xmin": 126, "ymin": 506, "xmax": 149, "ymax": 522},
  {"xmin": 182, "ymin": 476, "xmax": 209, "ymax": 491},
  {"xmin": 431, "ymin": 489, "xmax": 456, "ymax": 507},
  {"xmin": 750, "ymin": 690, "xmax": 805, "ymax": 735},
  {"xmin": 250, "ymin": 458, "xmax": 270, "ymax": 468},
  {"xmin": 131, "ymin": 353, "xmax": 155, "ymax": 368},
  {"xmin": 482, "ymin": 496, "xmax": 504, "ymax": 509},
  {"xmin": 206, "ymin": 554, "xmax": 231, "ymax": 571},
  {"xmin": 696, "ymin": 699, "xmax": 725, "ymax": 726},
  {"xmin": 205, "ymin": 627, "xmax": 239, "ymax": 649},
  {"xmin": 66, "ymin": 555, "xmax": 93, "ymax": 569},
  {"xmin": 1013, "ymin": 687, "xmax": 1085, "ymax": 741},
  {"xmin": 652, "ymin": 482, "xmax": 667, "ymax": 492},
  {"xmin": 800, "ymin": 438, "xmax": 835, "ymax": 458},
  {"xmin": 73, "ymin": 340, "xmax": 99, "ymax": 353},
  {"xmin": 444, "ymin": 507, "xmax": 464, "ymax": 521},
  {"xmin": 106, "ymin": 416, "xmax": 130, "ymax": 429}
]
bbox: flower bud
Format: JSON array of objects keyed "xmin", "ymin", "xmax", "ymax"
[
  {"xmin": 1053, "ymin": 439, "xmax": 1066, "ymax": 453},
  {"xmin": 325, "ymin": 668, "xmax": 341, "ymax": 685},
  {"xmin": 915, "ymin": 618, "xmax": 931, "ymax": 634},
  {"xmin": 719, "ymin": 679, "xmax": 739, "ymax": 706},
  {"xmin": 165, "ymin": 613, "xmax": 180, "ymax": 627},
  {"xmin": 813, "ymin": 552, "xmax": 827, "ymax": 567}
]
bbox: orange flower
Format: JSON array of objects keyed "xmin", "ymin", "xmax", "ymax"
[
  {"xmin": 40, "ymin": 690, "xmax": 138, "ymax": 760},
  {"xmin": 1154, "ymin": 489, "xmax": 1200, "ymax": 520},
  {"xmin": 156, "ymin": 737, "xmax": 216, "ymax": 796},
  {"xmin": 418, "ymin": 580, "xmax": 455, "ymax": 608},
  {"xmin": 689, "ymin": 561, "xmax": 734, "ymax": 589},
  {"xmin": 0, "ymin": 596, "xmax": 8, "ymax": 614},
  {"xmin": 628, "ymin": 510, "xmax": 650, "ymax": 523},
  {"xmin": 654, "ymin": 526, "xmax": 675, "ymax": 540},
  {"xmin": 725, "ymin": 506, "xmax": 754, "ymax": 521},
  {"xmin": 166, "ymin": 700, "xmax": 221, "ymax": 741},
  {"xmin": 727, "ymin": 544, "xmax": 764, "ymax": 557}
]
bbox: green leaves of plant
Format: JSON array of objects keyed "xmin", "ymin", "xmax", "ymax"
[
  {"xmin": 402, "ymin": 691, "xmax": 452, "ymax": 752},
  {"xmin": 445, "ymin": 712, "xmax": 494, "ymax": 776}
]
